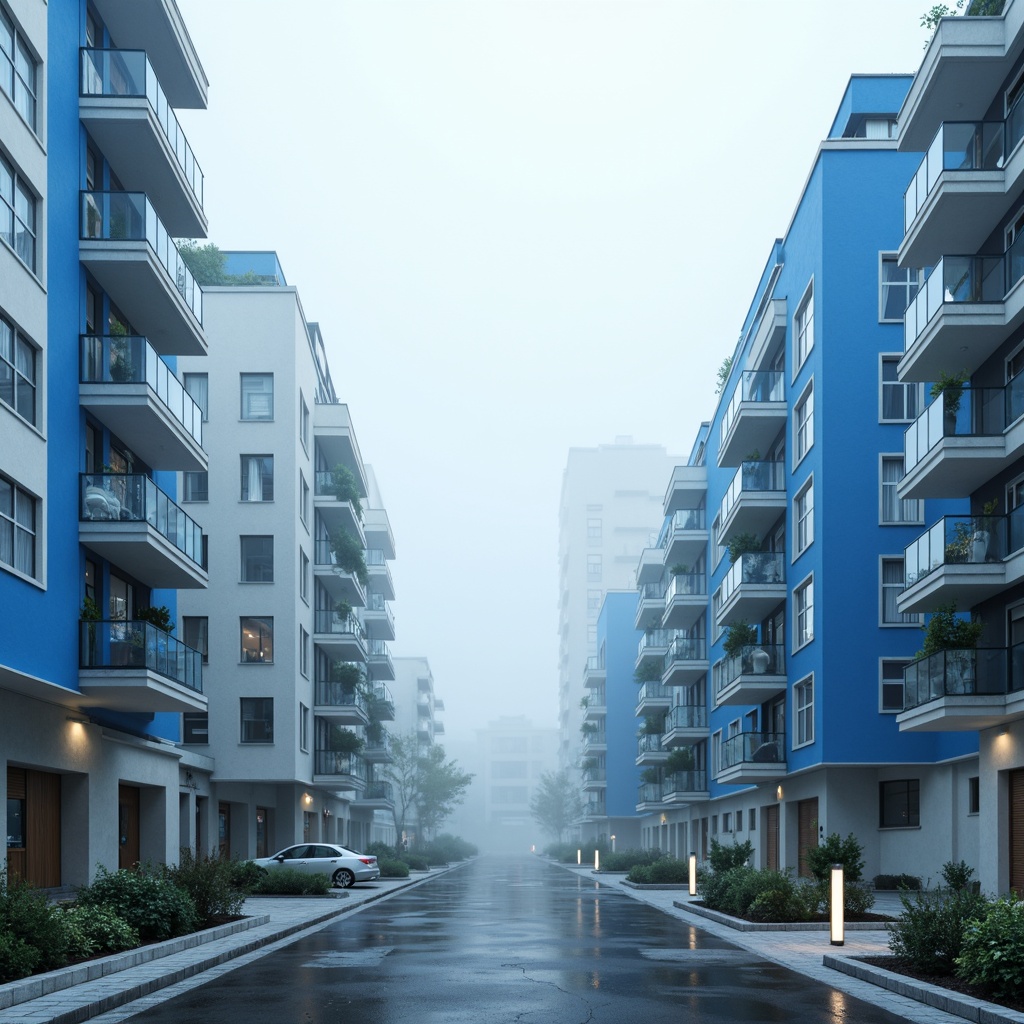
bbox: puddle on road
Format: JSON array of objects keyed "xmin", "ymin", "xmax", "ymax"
[
  {"xmin": 302, "ymin": 949, "xmax": 394, "ymax": 968},
  {"xmin": 639, "ymin": 949, "xmax": 762, "ymax": 966}
]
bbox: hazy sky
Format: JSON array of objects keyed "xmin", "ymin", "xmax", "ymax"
[{"xmin": 175, "ymin": 0, "xmax": 934, "ymax": 743}]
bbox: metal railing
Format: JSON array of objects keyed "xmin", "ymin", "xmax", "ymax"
[
  {"xmin": 314, "ymin": 750, "xmax": 367, "ymax": 779},
  {"xmin": 662, "ymin": 771, "xmax": 707, "ymax": 797},
  {"xmin": 720, "ymin": 552, "xmax": 785, "ymax": 604},
  {"xmin": 314, "ymin": 679, "xmax": 368, "ymax": 711},
  {"xmin": 904, "ymin": 646, "xmax": 1022, "ymax": 709},
  {"xmin": 720, "ymin": 731, "xmax": 785, "ymax": 770},
  {"xmin": 79, "ymin": 619, "xmax": 202, "ymax": 693},
  {"xmin": 713, "ymin": 644, "xmax": 786, "ymax": 700},
  {"xmin": 664, "ymin": 703, "xmax": 708, "ymax": 731},
  {"xmin": 313, "ymin": 610, "xmax": 365, "ymax": 640},
  {"xmin": 904, "ymin": 511, "xmax": 1021, "ymax": 586}
]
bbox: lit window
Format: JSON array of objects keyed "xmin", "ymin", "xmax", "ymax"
[
  {"xmin": 881, "ymin": 456, "xmax": 922, "ymax": 524},
  {"xmin": 794, "ymin": 285, "xmax": 814, "ymax": 370},
  {"xmin": 240, "ymin": 536, "xmax": 273, "ymax": 582},
  {"xmin": 879, "ymin": 779, "xmax": 919, "ymax": 828},
  {"xmin": 0, "ymin": 472, "xmax": 35, "ymax": 577},
  {"xmin": 795, "ymin": 384, "xmax": 814, "ymax": 463},
  {"xmin": 240, "ymin": 616, "xmax": 274, "ymax": 663},
  {"xmin": 240, "ymin": 373, "xmax": 273, "ymax": 420},
  {"xmin": 0, "ymin": 313, "xmax": 36, "ymax": 424},
  {"xmin": 0, "ymin": 9, "xmax": 37, "ymax": 128},
  {"xmin": 881, "ymin": 356, "xmax": 921, "ymax": 422},
  {"xmin": 794, "ymin": 479, "xmax": 813, "ymax": 555},
  {"xmin": 794, "ymin": 577, "xmax": 813, "ymax": 648},
  {"xmin": 794, "ymin": 676, "xmax": 813, "ymax": 746},
  {"xmin": 240, "ymin": 697, "xmax": 274, "ymax": 743},
  {"xmin": 240, "ymin": 455, "xmax": 274, "ymax": 501},
  {"xmin": 880, "ymin": 256, "xmax": 922, "ymax": 322}
]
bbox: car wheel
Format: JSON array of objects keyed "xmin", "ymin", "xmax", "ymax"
[{"xmin": 333, "ymin": 868, "xmax": 355, "ymax": 888}]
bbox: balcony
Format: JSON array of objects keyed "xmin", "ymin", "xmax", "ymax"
[
  {"xmin": 313, "ymin": 403, "xmax": 368, "ymax": 499},
  {"xmin": 663, "ymin": 508, "xmax": 708, "ymax": 567},
  {"xmin": 352, "ymin": 781, "xmax": 394, "ymax": 809},
  {"xmin": 361, "ymin": 592, "xmax": 395, "ymax": 641},
  {"xmin": 719, "ymin": 461, "xmax": 786, "ymax": 546},
  {"xmin": 664, "ymin": 465, "xmax": 708, "ymax": 517},
  {"xmin": 314, "ymin": 474, "xmax": 364, "ymax": 545},
  {"xmin": 78, "ymin": 619, "xmax": 203, "ymax": 712},
  {"xmin": 581, "ymin": 766, "xmax": 606, "ymax": 792},
  {"xmin": 313, "ymin": 540, "xmax": 367, "ymax": 607},
  {"xmin": 713, "ymin": 644, "xmax": 787, "ymax": 707},
  {"xmin": 717, "ymin": 552, "xmax": 785, "ymax": 627},
  {"xmin": 89, "ymin": 0, "xmax": 208, "ymax": 108},
  {"xmin": 636, "ymin": 629, "xmax": 673, "ymax": 672},
  {"xmin": 899, "ymin": 646, "xmax": 1024, "ymax": 731},
  {"xmin": 369, "ymin": 682, "xmax": 395, "ymax": 721},
  {"xmin": 635, "ymin": 545, "xmax": 666, "ymax": 586},
  {"xmin": 635, "ymin": 783, "xmax": 668, "ymax": 813},
  {"xmin": 583, "ymin": 687, "xmax": 605, "ymax": 720},
  {"xmin": 79, "ymin": 473, "xmax": 207, "ymax": 588},
  {"xmin": 362, "ymin": 733, "xmax": 394, "ymax": 763},
  {"xmin": 661, "ymin": 704, "xmax": 708, "ymax": 747},
  {"xmin": 717, "ymin": 732, "xmax": 786, "ymax": 785},
  {"xmin": 900, "ymin": 512, "xmax": 1018, "ymax": 613},
  {"xmin": 636, "ymin": 732, "xmax": 667, "ymax": 766},
  {"xmin": 662, "ymin": 571, "xmax": 706, "ymax": 630},
  {"xmin": 582, "ymin": 799, "xmax": 607, "ymax": 819},
  {"xmin": 583, "ymin": 655, "xmax": 606, "ymax": 689},
  {"xmin": 313, "ymin": 748, "xmax": 367, "ymax": 790},
  {"xmin": 662, "ymin": 771, "xmax": 709, "ymax": 804},
  {"xmin": 365, "ymin": 549, "xmax": 395, "ymax": 601},
  {"xmin": 79, "ymin": 49, "xmax": 205, "ymax": 236},
  {"xmin": 79, "ymin": 192, "xmax": 205, "ymax": 356},
  {"xmin": 902, "ymin": 115, "xmax": 1024, "ymax": 267},
  {"xmin": 313, "ymin": 678, "xmax": 368, "ymax": 725},
  {"xmin": 313, "ymin": 611, "xmax": 367, "ymax": 662},
  {"xmin": 900, "ymin": 253, "xmax": 1020, "ymax": 383},
  {"xmin": 746, "ymin": 298, "xmax": 787, "ymax": 373},
  {"xmin": 581, "ymin": 728, "xmax": 606, "ymax": 753},
  {"xmin": 79, "ymin": 335, "xmax": 205, "ymax": 472},
  {"xmin": 366, "ymin": 639, "xmax": 395, "ymax": 680},
  {"xmin": 902, "ymin": 380, "xmax": 1024, "ymax": 499},
  {"xmin": 635, "ymin": 682, "xmax": 672, "ymax": 716},
  {"xmin": 719, "ymin": 372, "xmax": 786, "ymax": 467},
  {"xmin": 362, "ymin": 508, "xmax": 395, "ymax": 560},
  {"xmin": 635, "ymin": 581, "xmax": 667, "ymax": 631},
  {"xmin": 662, "ymin": 636, "xmax": 708, "ymax": 687}
]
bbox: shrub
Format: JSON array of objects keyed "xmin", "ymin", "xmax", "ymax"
[
  {"xmin": 627, "ymin": 858, "xmax": 690, "ymax": 885},
  {"xmin": 76, "ymin": 864, "xmax": 198, "ymax": 941},
  {"xmin": 748, "ymin": 888, "xmax": 800, "ymax": 923},
  {"xmin": 0, "ymin": 870, "xmax": 68, "ymax": 979},
  {"xmin": 887, "ymin": 886, "xmax": 988, "ymax": 974},
  {"xmin": 430, "ymin": 834, "xmax": 477, "ymax": 861},
  {"xmin": 873, "ymin": 873, "xmax": 922, "ymax": 891},
  {"xmin": 708, "ymin": 838, "xmax": 753, "ymax": 873},
  {"xmin": 254, "ymin": 868, "xmax": 331, "ymax": 896},
  {"xmin": 163, "ymin": 849, "xmax": 245, "ymax": 921},
  {"xmin": 379, "ymin": 859, "xmax": 410, "ymax": 878},
  {"xmin": 844, "ymin": 881, "xmax": 876, "ymax": 916},
  {"xmin": 720, "ymin": 869, "xmax": 794, "ymax": 918},
  {"xmin": 955, "ymin": 894, "xmax": 1024, "ymax": 1000},
  {"xmin": 940, "ymin": 859, "xmax": 975, "ymax": 891},
  {"xmin": 366, "ymin": 841, "xmax": 399, "ymax": 861},
  {"xmin": 404, "ymin": 855, "xmax": 429, "ymax": 871},
  {"xmin": 59, "ymin": 904, "xmax": 139, "ymax": 958},
  {"xmin": 602, "ymin": 849, "xmax": 662, "ymax": 873},
  {"xmin": 0, "ymin": 932, "xmax": 39, "ymax": 984},
  {"xmin": 226, "ymin": 858, "xmax": 264, "ymax": 894},
  {"xmin": 804, "ymin": 833, "xmax": 865, "ymax": 884}
]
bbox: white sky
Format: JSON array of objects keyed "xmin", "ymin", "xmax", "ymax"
[{"xmin": 175, "ymin": 0, "xmax": 934, "ymax": 743}]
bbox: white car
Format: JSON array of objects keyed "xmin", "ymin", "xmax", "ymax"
[{"xmin": 253, "ymin": 843, "xmax": 380, "ymax": 888}]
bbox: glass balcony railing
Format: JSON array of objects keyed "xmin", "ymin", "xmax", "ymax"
[
  {"xmin": 313, "ymin": 539, "xmax": 365, "ymax": 581},
  {"xmin": 582, "ymin": 730, "xmax": 607, "ymax": 748},
  {"xmin": 904, "ymin": 111, "xmax": 1023, "ymax": 231},
  {"xmin": 360, "ymin": 781, "xmax": 394, "ymax": 801},
  {"xmin": 79, "ymin": 473, "xmax": 205, "ymax": 569},
  {"xmin": 314, "ymin": 750, "xmax": 367, "ymax": 779},
  {"xmin": 80, "ymin": 335, "xmax": 203, "ymax": 447},
  {"xmin": 365, "ymin": 548, "xmax": 388, "ymax": 565},
  {"xmin": 637, "ymin": 733, "xmax": 664, "ymax": 755},
  {"xmin": 637, "ymin": 783, "xmax": 662, "ymax": 804},
  {"xmin": 588, "ymin": 687, "xmax": 606, "ymax": 707},
  {"xmin": 662, "ymin": 771, "xmax": 707, "ymax": 797},
  {"xmin": 904, "ymin": 646, "xmax": 1022, "ymax": 710},
  {"xmin": 637, "ymin": 682, "xmax": 670, "ymax": 705},
  {"xmin": 904, "ymin": 511, "xmax": 1023, "ymax": 586},
  {"xmin": 584, "ymin": 799, "xmax": 606, "ymax": 816},
  {"xmin": 663, "ymin": 507, "xmax": 706, "ymax": 546},
  {"xmin": 367, "ymin": 638, "xmax": 390, "ymax": 659},
  {"xmin": 79, "ymin": 619, "xmax": 202, "ymax": 693},
  {"xmin": 713, "ymin": 644, "xmax": 786, "ymax": 700},
  {"xmin": 638, "ymin": 581, "xmax": 667, "ymax": 602},
  {"xmin": 80, "ymin": 48, "xmax": 204, "ymax": 207},
  {"xmin": 721, "ymin": 461, "xmax": 785, "ymax": 522},
  {"xmin": 664, "ymin": 572, "xmax": 706, "ymax": 602},
  {"xmin": 314, "ymin": 679, "xmax": 367, "ymax": 712},
  {"xmin": 720, "ymin": 552, "xmax": 784, "ymax": 603},
  {"xmin": 638, "ymin": 629, "xmax": 674, "ymax": 658},
  {"xmin": 371, "ymin": 681, "xmax": 394, "ymax": 711},
  {"xmin": 313, "ymin": 610, "xmax": 365, "ymax": 640},
  {"xmin": 664, "ymin": 636, "xmax": 707, "ymax": 669},
  {"xmin": 664, "ymin": 704, "xmax": 707, "ymax": 731},
  {"xmin": 583, "ymin": 767, "xmax": 607, "ymax": 783},
  {"xmin": 364, "ymin": 732, "xmax": 393, "ymax": 758},
  {"xmin": 80, "ymin": 191, "xmax": 203, "ymax": 325},
  {"xmin": 721, "ymin": 371, "xmax": 785, "ymax": 445},
  {"xmin": 720, "ymin": 731, "xmax": 785, "ymax": 771}
]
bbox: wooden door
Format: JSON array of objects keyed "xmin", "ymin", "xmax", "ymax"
[
  {"xmin": 798, "ymin": 798, "xmax": 818, "ymax": 879},
  {"xmin": 7, "ymin": 767, "xmax": 61, "ymax": 887},
  {"xmin": 118, "ymin": 785, "xmax": 140, "ymax": 870},
  {"xmin": 1011, "ymin": 769, "xmax": 1024, "ymax": 895},
  {"xmin": 764, "ymin": 804, "xmax": 779, "ymax": 871}
]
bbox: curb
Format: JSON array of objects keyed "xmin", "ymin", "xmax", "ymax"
[{"xmin": 671, "ymin": 899, "xmax": 892, "ymax": 932}]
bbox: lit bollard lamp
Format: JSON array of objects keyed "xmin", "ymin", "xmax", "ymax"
[
  {"xmin": 577, "ymin": 849, "xmax": 581, "ymax": 866},
  {"xmin": 594, "ymin": 849, "xmax": 600, "ymax": 871},
  {"xmin": 830, "ymin": 864, "xmax": 844, "ymax": 946},
  {"xmin": 688, "ymin": 852, "xmax": 697, "ymax": 897}
]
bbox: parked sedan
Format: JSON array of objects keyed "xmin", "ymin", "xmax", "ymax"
[{"xmin": 252, "ymin": 843, "xmax": 380, "ymax": 888}]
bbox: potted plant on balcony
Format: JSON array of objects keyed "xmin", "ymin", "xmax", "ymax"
[
  {"xmin": 742, "ymin": 450, "xmax": 764, "ymax": 489},
  {"xmin": 931, "ymin": 370, "xmax": 967, "ymax": 435},
  {"xmin": 634, "ymin": 660, "xmax": 661, "ymax": 684},
  {"xmin": 640, "ymin": 767, "xmax": 661, "ymax": 785},
  {"xmin": 327, "ymin": 465, "xmax": 363, "ymax": 521},
  {"xmin": 665, "ymin": 747, "xmax": 695, "ymax": 776},
  {"xmin": 972, "ymin": 498, "xmax": 999, "ymax": 562},
  {"xmin": 330, "ymin": 529, "xmax": 369, "ymax": 587},
  {"xmin": 727, "ymin": 532, "xmax": 762, "ymax": 580},
  {"xmin": 640, "ymin": 715, "xmax": 664, "ymax": 735},
  {"xmin": 918, "ymin": 603, "xmax": 984, "ymax": 694},
  {"xmin": 80, "ymin": 596, "xmax": 103, "ymax": 666},
  {"xmin": 669, "ymin": 563, "xmax": 689, "ymax": 577}
]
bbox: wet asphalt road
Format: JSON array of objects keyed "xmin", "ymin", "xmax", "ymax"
[{"xmin": 129, "ymin": 856, "xmax": 909, "ymax": 1024}]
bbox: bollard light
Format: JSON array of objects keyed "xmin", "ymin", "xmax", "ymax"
[
  {"xmin": 577, "ymin": 848, "xmax": 581, "ymax": 865},
  {"xmin": 830, "ymin": 864, "xmax": 844, "ymax": 946},
  {"xmin": 611, "ymin": 834, "xmax": 616, "ymax": 853},
  {"xmin": 595, "ymin": 849, "xmax": 600, "ymax": 871},
  {"xmin": 688, "ymin": 852, "xmax": 697, "ymax": 896}
]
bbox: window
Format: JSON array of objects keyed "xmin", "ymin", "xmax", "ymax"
[
  {"xmin": 881, "ymin": 356, "xmax": 921, "ymax": 421},
  {"xmin": 299, "ymin": 394, "xmax": 309, "ymax": 451},
  {"xmin": 794, "ymin": 675, "xmax": 814, "ymax": 747},
  {"xmin": 240, "ymin": 455, "xmax": 274, "ymax": 501},
  {"xmin": 722, "ymin": 812, "xmax": 732, "ymax": 832},
  {"xmin": 0, "ymin": 313, "xmax": 35, "ymax": 424},
  {"xmin": 880, "ymin": 659, "xmax": 908, "ymax": 712},
  {"xmin": 749, "ymin": 808, "xmax": 756, "ymax": 830},
  {"xmin": 0, "ymin": 9, "xmax": 36, "ymax": 128},
  {"xmin": 794, "ymin": 383, "xmax": 814, "ymax": 463},
  {"xmin": 586, "ymin": 554, "xmax": 602, "ymax": 580},
  {"xmin": 240, "ymin": 373, "xmax": 273, "ymax": 420},
  {"xmin": 182, "ymin": 616, "xmax": 209, "ymax": 664},
  {"xmin": 240, "ymin": 697, "xmax": 274, "ymax": 743},
  {"xmin": 182, "ymin": 713, "xmax": 208, "ymax": 744},
  {"xmin": 711, "ymin": 730, "xmax": 721, "ymax": 777},
  {"xmin": 736, "ymin": 809, "xmax": 743, "ymax": 831},
  {"xmin": 299, "ymin": 703, "xmax": 309, "ymax": 753},
  {"xmin": 794, "ymin": 479, "xmax": 813, "ymax": 555},
  {"xmin": 880, "ymin": 257, "xmax": 922, "ymax": 322},
  {"xmin": 587, "ymin": 589, "xmax": 601, "ymax": 615},
  {"xmin": 240, "ymin": 536, "xmax": 273, "ymax": 582},
  {"xmin": 587, "ymin": 624, "xmax": 597, "ymax": 645},
  {"xmin": 300, "ymin": 548, "xmax": 310, "ymax": 604},
  {"xmin": 968, "ymin": 776, "xmax": 980, "ymax": 815},
  {"xmin": 0, "ymin": 153, "xmax": 36, "ymax": 271},
  {"xmin": 587, "ymin": 518, "xmax": 602, "ymax": 543},
  {"xmin": 881, "ymin": 456, "xmax": 922, "ymax": 524},
  {"xmin": 794, "ymin": 284, "xmax": 814, "ymax": 370},
  {"xmin": 299, "ymin": 626, "xmax": 309, "ymax": 678},
  {"xmin": 182, "ymin": 472, "xmax": 208, "ymax": 502},
  {"xmin": 299, "ymin": 472, "xmax": 309, "ymax": 527},
  {"xmin": 240, "ymin": 616, "xmax": 274, "ymax": 663},
  {"xmin": 183, "ymin": 372, "xmax": 209, "ymax": 422},
  {"xmin": 794, "ymin": 577, "xmax": 813, "ymax": 648},
  {"xmin": 0, "ymin": 472, "xmax": 35, "ymax": 577},
  {"xmin": 879, "ymin": 779, "xmax": 920, "ymax": 828},
  {"xmin": 882, "ymin": 558, "xmax": 917, "ymax": 625}
]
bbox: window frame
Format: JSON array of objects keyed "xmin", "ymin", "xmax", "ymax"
[
  {"xmin": 240, "ymin": 373, "xmax": 274, "ymax": 421},
  {"xmin": 182, "ymin": 471, "xmax": 208, "ymax": 503},
  {"xmin": 880, "ymin": 354, "xmax": 922, "ymax": 423},
  {"xmin": 0, "ymin": 151, "xmax": 37, "ymax": 272},
  {"xmin": 240, "ymin": 454, "xmax": 274, "ymax": 502},
  {"xmin": 183, "ymin": 372, "xmax": 209, "ymax": 422},
  {"xmin": 793, "ymin": 674, "xmax": 814, "ymax": 748},
  {"xmin": 240, "ymin": 696, "xmax": 274, "ymax": 744},
  {"xmin": 794, "ymin": 476, "xmax": 813, "ymax": 557},
  {"xmin": 0, "ymin": 7, "xmax": 37, "ymax": 129},
  {"xmin": 794, "ymin": 380, "xmax": 814, "ymax": 466},
  {"xmin": 182, "ymin": 616, "xmax": 209, "ymax": 665},
  {"xmin": 0, "ymin": 311, "xmax": 36, "ymax": 426},
  {"xmin": 880, "ymin": 658, "xmax": 908, "ymax": 713},
  {"xmin": 793, "ymin": 574, "xmax": 814, "ymax": 650},
  {"xmin": 240, "ymin": 615, "xmax": 274, "ymax": 664},
  {"xmin": 793, "ymin": 279, "xmax": 814, "ymax": 374},
  {"xmin": 881, "ymin": 556, "xmax": 919, "ymax": 627},
  {"xmin": 879, "ymin": 778, "xmax": 920, "ymax": 829},
  {"xmin": 880, "ymin": 454, "xmax": 923, "ymax": 526},
  {"xmin": 182, "ymin": 712, "xmax": 208, "ymax": 745},
  {"xmin": 0, "ymin": 470, "xmax": 36, "ymax": 579},
  {"xmin": 879, "ymin": 255, "xmax": 922, "ymax": 324}
]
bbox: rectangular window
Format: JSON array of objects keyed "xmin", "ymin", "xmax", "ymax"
[
  {"xmin": 736, "ymin": 809, "xmax": 743, "ymax": 831},
  {"xmin": 299, "ymin": 472, "xmax": 309, "ymax": 527},
  {"xmin": 182, "ymin": 616, "xmax": 209, "ymax": 664},
  {"xmin": 0, "ymin": 472, "xmax": 35, "ymax": 577},
  {"xmin": 587, "ymin": 589, "xmax": 602, "ymax": 614},
  {"xmin": 299, "ymin": 626, "xmax": 309, "ymax": 678},
  {"xmin": 183, "ymin": 372, "xmax": 209, "ymax": 422},
  {"xmin": 586, "ymin": 553, "xmax": 602, "ymax": 580},
  {"xmin": 587, "ymin": 623, "xmax": 597, "ymax": 645},
  {"xmin": 880, "ymin": 659, "xmax": 907, "ymax": 712},
  {"xmin": 299, "ymin": 703, "xmax": 309, "ymax": 753},
  {"xmin": 0, "ymin": 153, "xmax": 36, "ymax": 271},
  {"xmin": 879, "ymin": 779, "xmax": 920, "ymax": 828},
  {"xmin": 880, "ymin": 256, "xmax": 922, "ymax": 322},
  {"xmin": 881, "ymin": 356, "xmax": 920, "ymax": 422},
  {"xmin": 882, "ymin": 558, "xmax": 917, "ymax": 625},
  {"xmin": 794, "ymin": 577, "xmax": 813, "ymax": 648},
  {"xmin": 711, "ymin": 730, "xmax": 721, "ymax": 777},
  {"xmin": 182, "ymin": 713, "xmax": 208, "ymax": 744},
  {"xmin": 794, "ymin": 675, "xmax": 814, "ymax": 747},
  {"xmin": 794, "ymin": 479, "xmax": 813, "ymax": 555},
  {"xmin": 968, "ymin": 776, "xmax": 979, "ymax": 815},
  {"xmin": 240, "ymin": 455, "xmax": 274, "ymax": 501},
  {"xmin": 240, "ymin": 616, "xmax": 274, "ymax": 663},
  {"xmin": 881, "ymin": 456, "xmax": 921, "ymax": 524},
  {"xmin": 240, "ymin": 536, "xmax": 274, "ymax": 582},
  {"xmin": 794, "ymin": 284, "xmax": 814, "ymax": 370},
  {"xmin": 587, "ymin": 517, "xmax": 602, "ymax": 542},
  {"xmin": 749, "ymin": 808, "xmax": 756, "ymax": 831},
  {"xmin": 182, "ymin": 472, "xmax": 208, "ymax": 502},
  {"xmin": 300, "ymin": 548, "xmax": 310, "ymax": 604},
  {"xmin": 722, "ymin": 812, "xmax": 732, "ymax": 832},
  {"xmin": 240, "ymin": 373, "xmax": 274, "ymax": 420},
  {"xmin": 795, "ymin": 384, "xmax": 814, "ymax": 463},
  {"xmin": 0, "ymin": 312, "xmax": 36, "ymax": 424},
  {"xmin": 0, "ymin": 9, "xmax": 36, "ymax": 128},
  {"xmin": 240, "ymin": 697, "xmax": 274, "ymax": 743},
  {"xmin": 299, "ymin": 394, "xmax": 309, "ymax": 451}
]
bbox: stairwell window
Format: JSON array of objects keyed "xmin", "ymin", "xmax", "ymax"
[{"xmin": 240, "ymin": 373, "xmax": 273, "ymax": 420}]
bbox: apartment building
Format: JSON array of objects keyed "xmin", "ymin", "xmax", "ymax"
[
  {"xmin": 1, "ymin": 0, "xmax": 212, "ymax": 887},
  {"xmin": 630, "ymin": 75, "xmax": 979, "ymax": 882},
  {"xmin": 176, "ymin": 260, "xmax": 398, "ymax": 856},
  {"xmin": 894, "ymin": 0, "xmax": 1024, "ymax": 895}
]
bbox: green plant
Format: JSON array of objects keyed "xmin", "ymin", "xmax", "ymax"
[
  {"xmin": 715, "ymin": 355, "xmax": 733, "ymax": 396},
  {"xmin": 640, "ymin": 767, "xmax": 661, "ymax": 784},
  {"xmin": 329, "ymin": 530, "xmax": 369, "ymax": 587},
  {"xmin": 664, "ymin": 747, "xmax": 695, "ymax": 774},
  {"xmin": 633, "ymin": 660, "xmax": 661, "ymax": 683},
  {"xmin": 579, "ymin": 696, "xmax": 589, "ymax": 709},
  {"xmin": 930, "ymin": 370, "xmax": 967, "ymax": 416},
  {"xmin": 804, "ymin": 832, "xmax": 865, "ymax": 884},
  {"xmin": 727, "ymin": 532, "xmax": 760, "ymax": 564},
  {"xmin": 669, "ymin": 563, "xmax": 689, "ymax": 576},
  {"xmin": 326, "ymin": 728, "xmax": 364, "ymax": 754},
  {"xmin": 919, "ymin": 604, "xmax": 984, "ymax": 657},
  {"xmin": 723, "ymin": 621, "xmax": 758, "ymax": 659},
  {"xmin": 225, "ymin": 859, "xmax": 264, "ymax": 894},
  {"xmin": 955, "ymin": 894, "xmax": 1024, "ymax": 999},
  {"xmin": 602, "ymin": 849, "xmax": 662, "ymax": 872},
  {"xmin": 335, "ymin": 601, "xmax": 353, "ymax": 622},
  {"xmin": 76, "ymin": 864, "xmax": 199, "ymax": 941},
  {"xmin": 940, "ymin": 859, "xmax": 975, "ymax": 891},
  {"xmin": 708, "ymin": 838, "xmax": 754, "ymax": 873},
  {"xmin": 163, "ymin": 849, "xmax": 246, "ymax": 921},
  {"xmin": 579, "ymin": 721, "xmax": 598, "ymax": 735},
  {"xmin": 404, "ymin": 854, "xmax": 429, "ymax": 871},
  {"xmin": 80, "ymin": 597, "xmax": 103, "ymax": 621},
  {"xmin": 328, "ymin": 465, "xmax": 363, "ymax": 520},
  {"xmin": 59, "ymin": 904, "xmax": 139, "ymax": 958},
  {"xmin": 640, "ymin": 715, "xmax": 663, "ymax": 735},
  {"xmin": 379, "ymin": 859, "xmax": 410, "ymax": 878},
  {"xmin": 627, "ymin": 858, "xmax": 690, "ymax": 884},
  {"xmin": 254, "ymin": 868, "xmax": 331, "ymax": 895},
  {"xmin": 0, "ymin": 870, "xmax": 68, "ymax": 981},
  {"xmin": 136, "ymin": 606, "xmax": 175, "ymax": 633},
  {"xmin": 331, "ymin": 661, "xmax": 363, "ymax": 691},
  {"xmin": 873, "ymin": 873, "xmax": 922, "ymax": 890},
  {"xmin": 887, "ymin": 886, "xmax": 988, "ymax": 974}
]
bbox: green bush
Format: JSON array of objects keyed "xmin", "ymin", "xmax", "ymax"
[
  {"xmin": 366, "ymin": 841, "xmax": 399, "ymax": 861},
  {"xmin": 0, "ymin": 870, "xmax": 68, "ymax": 979},
  {"xmin": 720, "ymin": 869, "xmax": 795, "ymax": 918},
  {"xmin": 873, "ymin": 873, "xmax": 922, "ymax": 890},
  {"xmin": 225, "ymin": 858, "xmax": 264, "ymax": 894},
  {"xmin": 76, "ymin": 865, "xmax": 198, "ymax": 941},
  {"xmin": 379, "ymin": 859, "xmax": 410, "ymax": 878},
  {"xmin": 627, "ymin": 857, "xmax": 690, "ymax": 884},
  {"xmin": 940, "ymin": 859, "xmax": 975, "ymax": 891},
  {"xmin": 0, "ymin": 932, "xmax": 39, "ymax": 984},
  {"xmin": 431, "ymin": 834, "xmax": 478, "ymax": 861},
  {"xmin": 804, "ymin": 833, "xmax": 865, "ymax": 883},
  {"xmin": 955, "ymin": 894, "xmax": 1024, "ymax": 999},
  {"xmin": 404, "ymin": 855, "xmax": 429, "ymax": 871},
  {"xmin": 163, "ymin": 849, "xmax": 246, "ymax": 921},
  {"xmin": 748, "ymin": 888, "xmax": 801, "ymax": 923},
  {"xmin": 602, "ymin": 849, "xmax": 662, "ymax": 872},
  {"xmin": 887, "ymin": 886, "xmax": 988, "ymax": 974},
  {"xmin": 59, "ymin": 904, "xmax": 139, "ymax": 958},
  {"xmin": 708, "ymin": 838, "xmax": 753, "ymax": 873},
  {"xmin": 254, "ymin": 868, "xmax": 331, "ymax": 895}
]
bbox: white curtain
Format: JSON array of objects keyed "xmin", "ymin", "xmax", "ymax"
[{"xmin": 245, "ymin": 456, "xmax": 262, "ymax": 501}]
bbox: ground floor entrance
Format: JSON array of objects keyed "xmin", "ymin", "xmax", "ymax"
[{"xmin": 6, "ymin": 766, "xmax": 61, "ymax": 887}]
